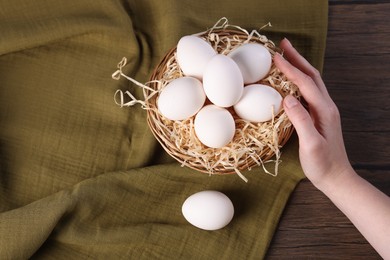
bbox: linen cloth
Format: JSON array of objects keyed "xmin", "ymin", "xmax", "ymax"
[{"xmin": 0, "ymin": 0, "xmax": 328, "ymax": 258}]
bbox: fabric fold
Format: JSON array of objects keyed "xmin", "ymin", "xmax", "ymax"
[{"xmin": 0, "ymin": 0, "xmax": 328, "ymax": 258}]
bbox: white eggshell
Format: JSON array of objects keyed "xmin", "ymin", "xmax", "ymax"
[
  {"xmin": 157, "ymin": 77, "xmax": 206, "ymax": 121},
  {"xmin": 203, "ymin": 54, "xmax": 244, "ymax": 107},
  {"xmin": 234, "ymin": 84, "xmax": 283, "ymax": 122},
  {"xmin": 182, "ymin": 190, "xmax": 234, "ymax": 231},
  {"xmin": 194, "ymin": 105, "xmax": 235, "ymax": 148},
  {"xmin": 176, "ymin": 35, "xmax": 217, "ymax": 79},
  {"xmin": 228, "ymin": 43, "xmax": 272, "ymax": 84}
]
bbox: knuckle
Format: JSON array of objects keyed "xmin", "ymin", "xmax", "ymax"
[
  {"xmin": 309, "ymin": 68, "xmax": 321, "ymax": 80},
  {"xmin": 295, "ymin": 110, "xmax": 311, "ymax": 124},
  {"xmin": 302, "ymin": 137, "xmax": 324, "ymax": 154},
  {"xmin": 300, "ymin": 73, "xmax": 316, "ymax": 87},
  {"xmin": 324, "ymin": 103, "xmax": 340, "ymax": 122},
  {"xmin": 288, "ymin": 102, "xmax": 309, "ymax": 122},
  {"xmin": 330, "ymin": 104, "xmax": 340, "ymax": 118}
]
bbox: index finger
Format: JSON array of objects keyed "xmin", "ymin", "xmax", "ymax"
[
  {"xmin": 279, "ymin": 38, "xmax": 331, "ymax": 100},
  {"xmin": 274, "ymin": 52, "xmax": 328, "ymax": 110}
]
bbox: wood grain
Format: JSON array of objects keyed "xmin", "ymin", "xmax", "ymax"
[
  {"xmin": 266, "ymin": 0, "xmax": 390, "ymax": 258},
  {"xmin": 267, "ymin": 171, "xmax": 386, "ymax": 259},
  {"xmin": 324, "ymin": 2, "xmax": 390, "ymax": 134}
]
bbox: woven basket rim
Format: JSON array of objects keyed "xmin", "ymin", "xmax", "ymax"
[{"xmin": 144, "ymin": 28, "xmax": 297, "ymax": 177}]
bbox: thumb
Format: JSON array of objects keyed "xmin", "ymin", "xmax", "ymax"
[{"xmin": 283, "ymin": 95, "xmax": 319, "ymax": 142}]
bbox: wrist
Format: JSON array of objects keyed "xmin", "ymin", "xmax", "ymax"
[{"xmin": 313, "ymin": 165, "xmax": 357, "ymax": 195}]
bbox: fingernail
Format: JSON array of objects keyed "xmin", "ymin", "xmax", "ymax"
[
  {"xmin": 283, "ymin": 37, "xmax": 292, "ymax": 47},
  {"xmin": 284, "ymin": 95, "xmax": 299, "ymax": 109}
]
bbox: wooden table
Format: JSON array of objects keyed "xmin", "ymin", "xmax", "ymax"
[{"xmin": 266, "ymin": 1, "xmax": 390, "ymax": 258}]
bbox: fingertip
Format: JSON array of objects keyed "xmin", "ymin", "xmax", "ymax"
[
  {"xmin": 283, "ymin": 94, "xmax": 299, "ymax": 109},
  {"xmin": 273, "ymin": 51, "xmax": 298, "ymax": 81},
  {"xmin": 280, "ymin": 38, "xmax": 292, "ymax": 48},
  {"xmin": 283, "ymin": 95, "xmax": 303, "ymax": 123},
  {"xmin": 283, "ymin": 95, "xmax": 318, "ymax": 141},
  {"xmin": 280, "ymin": 38, "xmax": 294, "ymax": 53}
]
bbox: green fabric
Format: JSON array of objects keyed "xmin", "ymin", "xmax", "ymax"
[{"xmin": 0, "ymin": 0, "xmax": 328, "ymax": 259}]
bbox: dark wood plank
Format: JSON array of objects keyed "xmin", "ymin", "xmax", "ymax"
[
  {"xmin": 345, "ymin": 132, "xmax": 390, "ymax": 166},
  {"xmin": 323, "ymin": 3, "xmax": 390, "ymax": 133},
  {"xmin": 325, "ymin": 35, "xmax": 390, "ymax": 57},
  {"xmin": 326, "ymin": 2, "xmax": 390, "ymax": 36},
  {"xmin": 323, "ymin": 2, "xmax": 390, "ymax": 164},
  {"xmin": 330, "ymin": 80, "xmax": 390, "ymax": 132}
]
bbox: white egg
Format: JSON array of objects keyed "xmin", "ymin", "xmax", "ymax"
[
  {"xmin": 234, "ymin": 84, "xmax": 283, "ymax": 122},
  {"xmin": 228, "ymin": 43, "xmax": 272, "ymax": 84},
  {"xmin": 194, "ymin": 105, "xmax": 235, "ymax": 148},
  {"xmin": 203, "ymin": 54, "xmax": 244, "ymax": 107},
  {"xmin": 182, "ymin": 190, "xmax": 234, "ymax": 231},
  {"xmin": 157, "ymin": 77, "xmax": 206, "ymax": 121},
  {"xmin": 176, "ymin": 35, "xmax": 217, "ymax": 79}
]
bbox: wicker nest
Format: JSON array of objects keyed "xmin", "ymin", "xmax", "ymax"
[{"xmin": 113, "ymin": 20, "xmax": 300, "ymax": 181}]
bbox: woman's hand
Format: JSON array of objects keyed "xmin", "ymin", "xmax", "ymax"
[
  {"xmin": 274, "ymin": 39, "xmax": 390, "ymax": 259},
  {"xmin": 274, "ymin": 38, "xmax": 353, "ymax": 191}
]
